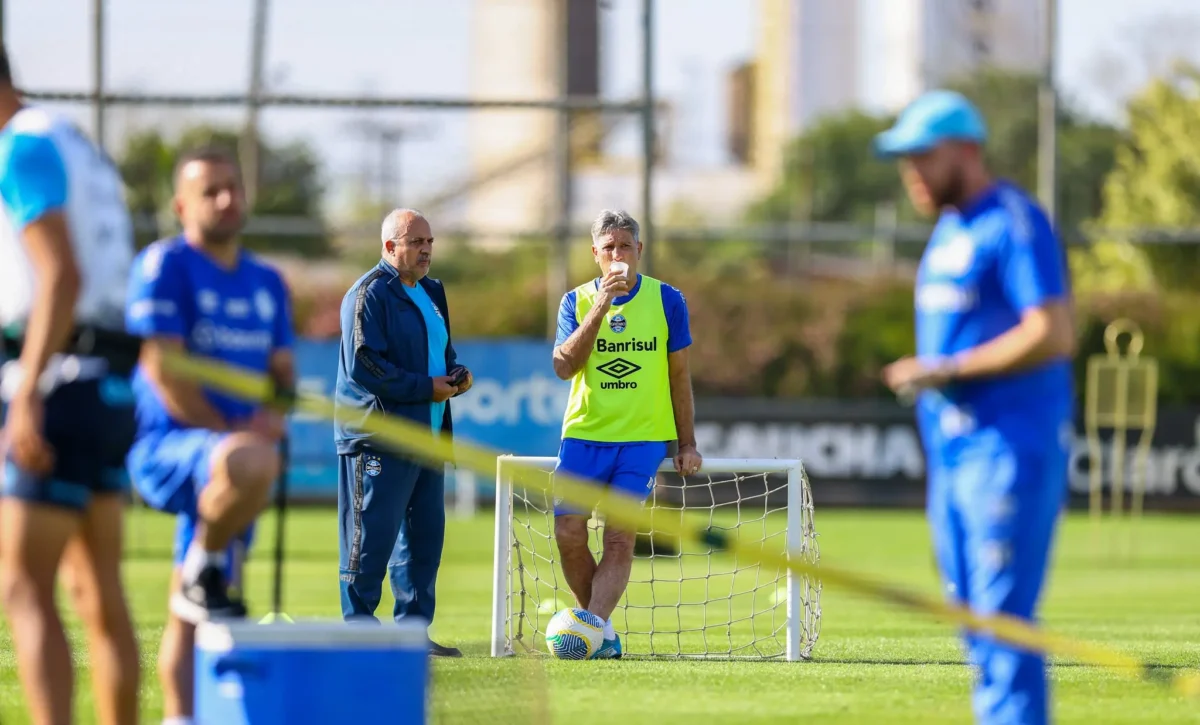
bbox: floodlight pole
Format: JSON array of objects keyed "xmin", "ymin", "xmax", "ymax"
[
  {"xmin": 243, "ymin": 0, "xmax": 270, "ymax": 208},
  {"xmin": 91, "ymin": 0, "xmax": 105, "ymax": 151},
  {"xmin": 550, "ymin": 0, "xmax": 573, "ymax": 340},
  {"xmin": 639, "ymin": 0, "xmax": 655, "ymax": 275},
  {"xmin": 1037, "ymin": 0, "xmax": 1058, "ymax": 226}
]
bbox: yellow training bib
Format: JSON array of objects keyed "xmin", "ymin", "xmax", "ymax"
[{"xmin": 561, "ymin": 275, "xmax": 677, "ymax": 443}]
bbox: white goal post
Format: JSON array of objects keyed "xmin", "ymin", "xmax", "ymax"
[{"xmin": 491, "ymin": 456, "xmax": 821, "ymax": 661}]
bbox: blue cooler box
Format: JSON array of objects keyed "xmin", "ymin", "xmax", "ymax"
[{"xmin": 195, "ymin": 620, "xmax": 429, "ymax": 725}]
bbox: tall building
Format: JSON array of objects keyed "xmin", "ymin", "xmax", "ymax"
[
  {"xmin": 751, "ymin": 0, "xmax": 860, "ymax": 183},
  {"xmin": 465, "ymin": 0, "xmax": 600, "ymax": 237},
  {"xmin": 877, "ymin": 0, "xmax": 1044, "ymax": 112}
]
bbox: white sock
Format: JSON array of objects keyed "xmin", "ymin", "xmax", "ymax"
[
  {"xmin": 604, "ymin": 619, "xmax": 615, "ymax": 640},
  {"xmin": 180, "ymin": 544, "xmax": 227, "ymax": 583},
  {"xmin": 162, "ymin": 717, "xmax": 194, "ymax": 725}
]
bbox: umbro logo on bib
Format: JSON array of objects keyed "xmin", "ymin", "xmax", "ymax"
[
  {"xmin": 596, "ymin": 357, "xmax": 640, "ymax": 390},
  {"xmin": 596, "ymin": 358, "xmax": 640, "ymax": 380}
]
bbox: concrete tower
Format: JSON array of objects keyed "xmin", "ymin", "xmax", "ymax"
[
  {"xmin": 878, "ymin": 0, "xmax": 1043, "ymax": 112},
  {"xmin": 466, "ymin": 0, "xmax": 558, "ymax": 237},
  {"xmin": 753, "ymin": 0, "xmax": 860, "ymax": 185},
  {"xmin": 466, "ymin": 0, "xmax": 600, "ymax": 238}
]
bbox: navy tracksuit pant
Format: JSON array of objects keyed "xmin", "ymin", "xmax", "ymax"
[{"xmin": 338, "ymin": 448, "xmax": 445, "ymax": 624}]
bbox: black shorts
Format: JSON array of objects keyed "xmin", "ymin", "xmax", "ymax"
[{"xmin": 2, "ymin": 376, "xmax": 137, "ymax": 511}]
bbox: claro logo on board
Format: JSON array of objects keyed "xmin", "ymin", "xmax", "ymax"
[{"xmin": 1066, "ymin": 428, "xmax": 1200, "ymax": 498}]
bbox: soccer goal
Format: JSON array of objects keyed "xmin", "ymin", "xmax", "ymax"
[{"xmin": 491, "ymin": 456, "xmax": 821, "ymax": 661}]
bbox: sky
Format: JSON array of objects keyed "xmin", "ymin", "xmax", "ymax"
[{"xmin": 8, "ymin": 0, "xmax": 1200, "ymax": 220}]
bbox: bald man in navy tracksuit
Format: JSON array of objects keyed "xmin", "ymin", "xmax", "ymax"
[{"xmin": 333, "ymin": 208, "xmax": 471, "ymax": 657}]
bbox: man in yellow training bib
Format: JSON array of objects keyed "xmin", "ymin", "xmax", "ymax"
[{"xmin": 551, "ymin": 209, "xmax": 702, "ymax": 660}]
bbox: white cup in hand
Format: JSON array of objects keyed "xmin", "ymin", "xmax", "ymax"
[{"xmin": 610, "ymin": 261, "xmax": 629, "ymax": 280}]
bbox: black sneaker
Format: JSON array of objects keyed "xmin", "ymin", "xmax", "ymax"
[
  {"xmin": 170, "ymin": 564, "xmax": 248, "ymax": 624},
  {"xmin": 429, "ymin": 640, "xmax": 462, "ymax": 657}
]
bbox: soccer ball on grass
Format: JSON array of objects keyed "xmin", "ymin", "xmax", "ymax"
[{"xmin": 545, "ymin": 608, "xmax": 604, "ymax": 660}]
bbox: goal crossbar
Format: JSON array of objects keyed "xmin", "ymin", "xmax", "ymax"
[{"xmin": 491, "ymin": 456, "xmax": 821, "ymax": 662}]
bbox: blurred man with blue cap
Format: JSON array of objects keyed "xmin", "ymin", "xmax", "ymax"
[{"xmin": 875, "ymin": 90, "xmax": 1077, "ymax": 725}]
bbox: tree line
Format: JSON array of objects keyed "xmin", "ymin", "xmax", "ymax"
[{"xmin": 111, "ymin": 65, "xmax": 1200, "ymax": 402}]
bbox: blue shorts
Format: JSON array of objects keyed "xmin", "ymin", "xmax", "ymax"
[
  {"xmin": 552, "ymin": 439, "xmax": 667, "ymax": 517},
  {"xmin": 2, "ymin": 377, "xmax": 135, "ymax": 511},
  {"xmin": 127, "ymin": 428, "xmax": 255, "ymax": 564},
  {"xmin": 128, "ymin": 428, "xmax": 226, "ymax": 516}
]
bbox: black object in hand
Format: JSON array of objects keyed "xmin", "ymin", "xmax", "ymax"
[{"xmin": 448, "ymin": 365, "xmax": 469, "ymax": 387}]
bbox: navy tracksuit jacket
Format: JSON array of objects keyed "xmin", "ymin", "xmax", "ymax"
[{"xmin": 333, "ymin": 259, "xmax": 457, "ymax": 625}]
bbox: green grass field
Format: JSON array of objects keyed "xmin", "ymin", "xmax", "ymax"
[{"xmin": 0, "ymin": 507, "xmax": 1197, "ymax": 724}]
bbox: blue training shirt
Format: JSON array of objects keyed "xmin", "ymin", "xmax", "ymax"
[
  {"xmin": 125, "ymin": 236, "xmax": 294, "ymax": 438},
  {"xmin": 555, "ymin": 274, "xmax": 692, "ymax": 446},
  {"xmin": 914, "ymin": 181, "xmax": 1072, "ymax": 456},
  {"xmin": 404, "ymin": 281, "xmax": 450, "ymax": 433}
]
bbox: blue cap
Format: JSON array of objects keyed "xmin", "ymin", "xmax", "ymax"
[{"xmin": 872, "ymin": 90, "xmax": 988, "ymax": 159}]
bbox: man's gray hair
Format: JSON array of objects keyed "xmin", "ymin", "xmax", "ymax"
[
  {"xmin": 380, "ymin": 208, "xmax": 427, "ymax": 244},
  {"xmin": 590, "ymin": 209, "xmax": 640, "ymax": 246}
]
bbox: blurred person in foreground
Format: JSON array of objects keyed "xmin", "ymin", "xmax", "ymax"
[
  {"xmin": 333, "ymin": 208, "xmax": 470, "ymax": 656},
  {"xmin": 550, "ymin": 209, "xmax": 702, "ymax": 659},
  {"xmin": 125, "ymin": 148, "xmax": 294, "ymax": 725},
  {"xmin": 0, "ymin": 46, "xmax": 142, "ymax": 725},
  {"xmin": 874, "ymin": 90, "xmax": 1076, "ymax": 725}
]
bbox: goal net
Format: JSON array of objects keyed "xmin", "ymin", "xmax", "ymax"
[{"xmin": 491, "ymin": 457, "xmax": 821, "ymax": 661}]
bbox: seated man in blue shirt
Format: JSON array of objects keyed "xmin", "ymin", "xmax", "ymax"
[
  {"xmin": 334, "ymin": 208, "xmax": 470, "ymax": 657},
  {"xmin": 126, "ymin": 148, "xmax": 294, "ymax": 725},
  {"xmin": 874, "ymin": 90, "xmax": 1076, "ymax": 725}
]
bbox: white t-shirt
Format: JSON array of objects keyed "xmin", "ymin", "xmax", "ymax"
[{"xmin": 0, "ymin": 106, "xmax": 134, "ymax": 332}]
